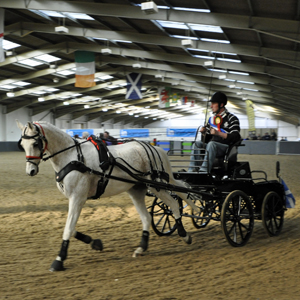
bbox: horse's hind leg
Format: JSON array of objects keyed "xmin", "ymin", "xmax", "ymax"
[
  {"xmin": 149, "ymin": 187, "xmax": 192, "ymax": 245},
  {"xmin": 127, "ymin": 184, "xmax": 152, "ymax": 257}
]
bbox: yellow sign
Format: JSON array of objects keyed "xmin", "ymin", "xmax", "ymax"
[{"xmin": 245, "ymin": 100, "xmax": 255, "ymax": 131}]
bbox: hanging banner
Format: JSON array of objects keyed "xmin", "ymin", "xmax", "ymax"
[
  {"xmin": 0, "ymin": 9, "xmax": 5, "ymax": 63},
  {"xmin": 245, "ymin": 100, "xmax": 255, "ymax": 131},
  {"xmin": 158, "ymin": 87, "xmax": 171, "ymax": 108}
]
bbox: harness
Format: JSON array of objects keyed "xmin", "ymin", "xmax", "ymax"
[{"xmin": 19, "ymin": 124, "xmax": 171, "ymax": 198}]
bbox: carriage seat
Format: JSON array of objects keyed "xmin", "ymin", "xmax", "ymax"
[{"xmin": 211, "ymin": 139, "xmax": 244, "ymax": 173}]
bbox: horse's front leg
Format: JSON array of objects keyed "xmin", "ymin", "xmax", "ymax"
[{"xmin": 49, "ymin": 196, "xmax": 85, "ymax": 272}]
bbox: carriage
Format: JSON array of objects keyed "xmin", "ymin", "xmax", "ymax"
[
  {"xmin": 17, "ymin": 121, "xmax": 288, "ymax": 272},
  {"xmin": 147, "ymin": 139, "xmax": 286, "ymax": 247}
]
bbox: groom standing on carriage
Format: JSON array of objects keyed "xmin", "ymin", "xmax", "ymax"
[{"xmin": 188, "ymin": 91, "xmax": 241, "ymax": 173}]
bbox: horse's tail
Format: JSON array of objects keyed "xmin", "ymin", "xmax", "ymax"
[{"xmin": 153, "ymin": 146, "xmax": 200, "ymax": 212}]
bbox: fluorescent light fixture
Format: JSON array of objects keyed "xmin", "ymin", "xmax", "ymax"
[
  {"xmin": 19, "ymin": 59, "xmax": 44, "ymax": 67},
  {"xmin": 11, "ymin": 81, "xmax": 30, "ymax": 87},
  {"xmin": 2, "ymin": 84, "xmax": 16, "ymax": 89},
  {"xmin": 31, "ymin": 91, "xmax": 46, "ymax": 95},
  {"xmin": 3, "ymin": 40, "xmax": 20, "ymax": 50},
  {"xmin": 6, "ymin": 50, "xmax": 13, "ymax": 56},
  {"xmin": 208, "ymin": 69, "xmax": 227, "ymax": 73},
  {"xmin": 194, "ymin": 55, "xmax": 214, "ymax": 60},
  {"xmin": 7, "ymin": 92, "xmax": 15, "ymax": 97},
  {"xmin": 173, "ymin": 7, "xmax": 210, "ymax": 13},
  {"xmin": 237, "ymin": 92, "xmax": 243, "ymax": 95},
  {"xmin": 219, "ymin": 75, "xmax": 227, "ymax": 79},
  {"xmin": 102, "ymin": 108, "xmax": 108, "ymax": 112},
  {"xmin": 229, "ymin": 85, "xmax": 236, "ymax": 88},
  {"xmin": 155, "ymin": 74, "xmax": 163, "ymax": 78},
  {"xmin": 237, "ymin": 80, "xmax": 255, "ymax": 85},
  {"xmin": 156, "ymin": 20, "xmax": 188, "ymax": 30},
  {"xmin": 112, "ymin": 40, "xmax": 132, "ymax": 44},
  {"xmin": 35, "ymin": 54, "xmax": 60, "ymax": 63},
  {"xmin": 217, "ymin": 58, "xmax": 241, "ymax": 63},
  {"xmin": 97, "ymin": 75, "xmax": 114, "ymax": 80},
  {"xmin": 84, "ymin": 105, "xmax": 90, "ymax": 109},
  {"xmin": 45, "ymin": 88, "xmax": 59, "ymax": 92},
  {"xmin": 38, "ymin": 97, "xmax": 45, "ymax": 102},
  {"xmin": 242, "ymin": 97, "xmax": 248, "ymax": 100},
  {"xmin": 141, "ymin": 1, "xmax": 158, "ymax": 14},
  {"xmin": 229, "ymin": 71, "xmax": 249, "ymax": 76},
  {"xmin": 153, "ymin": 118, "xmax": 157, "ymax": 120},
  {"xmin": 201, "ymin": 38, "xmax": 230, "ymax": 44},
  {"xmin": 189, "ymin": 23, "xmax": 223, "ymax": 33},
  {"xmin": 128, "ymin": 112, "xmax": 134, "ymax": 115},
  {"xmin": 212, "ymin": 51, "xmax": 238, "ymax": 56},
  {"xmin": 65, "ymin": 12, "xmax": 94, "ymax": 20},
  {"xmin": 144, "ymin": 117, "xmax": 149, "ymax": 119},
  {"xmin": 116, "ymin": 110, "xmax": 121, "ymax": 114},
  {"xmin": 63, "ymin": 101, "xmax": 69, "ymax": 105},
  {"xmin": 53, "ymin": 77, "xmax": 59, "ymax": 83},
  {"xmin": 172, "ymin": 35, "xmax": 198, "ymax": 40},
  {"xmin": 56, "ymin": 70, "xmax": 75, "ymax": 76},
  {"xmin": 243, "ymin": 88, "xmax": 259, "ymax": 92},
  {"xmin": 134, "ymin": 115, "xmax": 139, "ymax": 117}
]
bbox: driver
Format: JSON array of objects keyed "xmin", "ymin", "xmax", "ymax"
[{"xmin": 188, "ymin": 91, "xmax": 241, "ymax": 173}]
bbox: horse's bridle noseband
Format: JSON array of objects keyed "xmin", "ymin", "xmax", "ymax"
[{"xmin": 18, "ymin": 122, "xmax": 48, "ymax": 166}]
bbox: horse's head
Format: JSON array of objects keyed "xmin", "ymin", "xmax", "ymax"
[{"xmin": 16, "ymin": 120, "xmax": 48, "ymax": 176}]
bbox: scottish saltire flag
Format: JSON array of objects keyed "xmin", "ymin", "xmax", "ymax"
[
  {"xmin": 280, "ymin": 179, "xmax": 296, "ymax": 208},
  {"xmin": 0, "ymin": 9, "xmax": 4, "ymax": 63},
  {"xmin": 126, "ymin": 73, "xmax": 142, "ymax": 99},
  {"xmin": 75, "ymin": 51, "xmax": 96, "ymax": 88}
]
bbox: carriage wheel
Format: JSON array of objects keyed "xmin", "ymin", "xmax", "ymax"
[
  {"xmin": 221, "ymin": 190, "xmax": 254, "ymax": 247},
  {"xmin": 150, "ymin": 196, "xmax": 181, "ymax": 236},
  {"xmin": 191, "ymin": 199, "xmax": 211, "ymax": 229},
  {"xmin": 262, "ymin": 191, "xmax": 284, "ymax": 236}
]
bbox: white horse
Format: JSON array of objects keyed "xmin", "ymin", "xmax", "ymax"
[{"xmin": 17, "ymin": 120, "xmax": 198, "ymax": 271}]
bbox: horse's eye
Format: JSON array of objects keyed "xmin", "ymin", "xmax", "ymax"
[{"xmin": 33, "ymin": 141, "xmax": 39, "ymax": 147}]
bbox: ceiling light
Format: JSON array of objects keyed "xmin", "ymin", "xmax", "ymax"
[
  {"xmin": 204, "ymin": 61, "xmax": 214, "ymax": 66},
  {"xmin": 102, "ymin": 108, "xmax": 108, "ymax": 112},
  {"xmin": 84, "ymin": 105, "xmax": 90, "ymax": 109},
  {"xmin": 116, "ymin": 110, "xmax": 121, "ymax": 114},
  {"xmin": 134, "ymin": 115, "xmax": 139, "ymax": 117},
  {"xmin": 55, "ymin": 26, "xmax": 69, "ymax": 34},
  {"xmin": 63, "ymin": 101, "xmax": 69, "ymax": 105},
  {"xmin": 53, "ymin": 77, "xmax": 59, "ymax": 83},
  {"xmin": 6, "ymin": 50, "xmax": 13, "ymax": 56},
  {"xmin": 49, "ymin": 64, "xmax": 56, "ymax": 69},
  {"xmin": 181, "ymin": 39, "xmax": 195, "ymax": 48},
  {"xmin": 219, "ymin": 75, "xmax": 227, "ymax": 80},
  {"xmin": 155, "ymin": 74, "xmax": 163, "ymax": 79},
  {"xmin": 141, "ymin": 1, "xmax": 158, "ymax": 14},
  {"xmin": 237, "ymin": 92, "xmax": 243, "ymax": 95},
  {"xmin": 38, "ymin": 97, "xmax": 45, "ymax": 102},
  {"xmin": 242, "ymin": 97, "xmax": 248, "ymax": 100},
  {"xmin": 6, "ymin": 92, "xmax": 15, "ymax": 97},
  {"xmin": 132, "ymin": 63, "xmax": 141, "ymax": 69},
  {"xmin": 101, "ymin": 48, "xmax": 112, "ymax": 55},
  {"xmin": 229, "ymin": 85, "xmax": 236, "ymax": 88}
]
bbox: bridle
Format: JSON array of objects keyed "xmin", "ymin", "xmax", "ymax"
[
  {"xmin": 18, "ymin": 122, "xmax": 88, "ymax": 167},
  {"xmin": 18, "ymin": 122, "xmax": 48, "ymax": 167}
]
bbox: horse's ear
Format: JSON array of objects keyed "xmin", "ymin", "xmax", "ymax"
[
  {"xmin": 27, "ymin": 122, "xmax": 35, "ymax": 130},
  {"xmin": 16, "ymin": 119, "xmax": 24, "ymax": 130}
]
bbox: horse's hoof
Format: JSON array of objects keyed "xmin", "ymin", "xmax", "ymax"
[
  {"xmin": 132, "ymin": 247, "xmax": 144, "ymax": 258},
  {"xmin": 91, "ymin": 239, "xmax": 103, "ymax": 251},
  {"xmin": 182, "ymin": 234, "xmax": 192, "ymax": 245},
  {"xmin": 49, "ymin": 259, "xmax": 65, "ymax": 272}
]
